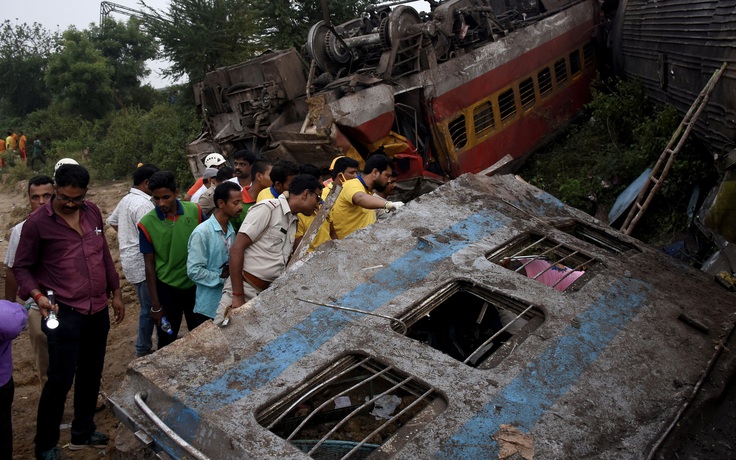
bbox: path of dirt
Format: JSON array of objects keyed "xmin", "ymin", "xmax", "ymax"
[{"xmin": 2, "ymin": 178, "xmax": 140, "ymax": 460}]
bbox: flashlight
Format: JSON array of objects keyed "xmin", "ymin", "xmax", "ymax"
[{"xmin": 46, "ymin": 290, "xmax": 59, "ymax": 330}]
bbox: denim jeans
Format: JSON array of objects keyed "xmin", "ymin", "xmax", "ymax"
[
  {"xmin": 35, "ymin": 305, "xmax": 109, "ymax": 454},
  {"xmin": 135, "ymin": 281, "xmax": 156, "ymax": 357}
]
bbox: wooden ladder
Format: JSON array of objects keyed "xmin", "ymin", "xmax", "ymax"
[{"xmin": 620, "ymin": 62, "xmax": 728, "ymax": 235}]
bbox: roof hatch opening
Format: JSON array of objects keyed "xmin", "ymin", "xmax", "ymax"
[
  {"xmin": 487, "ymin": 232, "xmax": 600, "ymax": 291},
  {"xmin": 256, "ymin": 354, "xmax": 447, "ymax": 459},
  {"xmin": 394, "ymin": 281, "xmax": 544, "ymax": 369},
  {"xmin": 555, "ymin": 220, "xmax": 641, "ymax": 255}
]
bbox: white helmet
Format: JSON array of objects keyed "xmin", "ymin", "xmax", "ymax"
[
  {"xmin": 54, "ymin": 157, "xmax": 79, "ymax": 172},
  {"xmin": 203, "ymin": 153, "xmax": 226, "ymax": 168}
]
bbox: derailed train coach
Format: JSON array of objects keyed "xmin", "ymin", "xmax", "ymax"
[
  {"xmin": 110, "ymin": 173, "xmax": 736, "ymax": 459},
  {"xmin": 188, "ymin": 0, "xmax": 602, "ymax": 191},
  {"xmin": 609, "ymin": 0, "xmax": 736, "ymax": 157}
]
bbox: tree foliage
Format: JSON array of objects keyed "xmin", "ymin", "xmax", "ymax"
[
  {"xmin": 0, "ymin": 21, "xmax": 59, "ymax": 116},
  {"xmin": 140, "ymin": 0, "xmax": 260, "ymax": 84},
  {"xmin": 45, "ymin": 29, "xmax": 116, "ymax": 119}
]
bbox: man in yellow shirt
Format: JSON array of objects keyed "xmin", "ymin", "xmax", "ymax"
[
  {"xmin": 309, "ymin": 156, "xmax": 360, "ymax": 252},
  {"xmin": 256, "ymin": 159, "xmax": 298, "ymax": 202},
  {"xmin": 330, "ymin": 154, "xmax": 404, "ymax": 240}
]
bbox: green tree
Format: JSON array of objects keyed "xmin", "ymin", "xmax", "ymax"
[
  {"xmin": 0, "ymin": 21, "xmax": 58, "ymax": 116},
  {"xmin": 89, "ymin": 18, "xmax": 158, "ymax": 109},
  {"xmin": 45, "ymin": 28, "xmax": 115, "ymax": 119},
  {"xmin": 141, "ymin": 0, "xmax": 259, "ymax": 84}
]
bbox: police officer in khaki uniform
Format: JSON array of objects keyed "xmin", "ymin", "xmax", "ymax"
[{"xmin": 215, "ymin": 175, "xmax": 323, "ymax": 325}]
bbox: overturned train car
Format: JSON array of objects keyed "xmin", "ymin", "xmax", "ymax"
[
  {"xmin": 610, "ymin": 0, "xmax": 736, "ymax": 157},
  {"xmin": 188, "ymin": 0, "xmax": 601, "ymax": 189},
  {"xmin": 111, "ymin": 173, "xmax": 736, "ymax": 459}
]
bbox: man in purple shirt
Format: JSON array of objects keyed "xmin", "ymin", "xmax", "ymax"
[
  {"xmin": 12, "ymin": 164, "xmax": 125, "ymax": 460},
  {"xmin": 0, "ymin": 300, "xmax": 27, "ymax": 459}
]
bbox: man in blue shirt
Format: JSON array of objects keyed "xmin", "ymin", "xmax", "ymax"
[{"xmin": 187, "ymin": 182, "xmax": 243, "ymax": 322}]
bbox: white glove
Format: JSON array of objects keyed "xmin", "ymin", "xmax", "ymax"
[{"xmin": 384, "ymin": 201, "xmax": 404, "ymax": 212}]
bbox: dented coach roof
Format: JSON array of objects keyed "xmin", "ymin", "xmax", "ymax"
[{"xmin": 110, "ymin": 173, "xmax": 736, "ymax": 459}]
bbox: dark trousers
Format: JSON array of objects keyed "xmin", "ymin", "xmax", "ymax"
[
  {"xmin": 156, "ymin": 281, "xmax": 197, "ymax": 349},
  {"xmin": 0, "ymin": 377, "xmax": 13, "ymax": 459},
  {"xmin": 35, "ymin": 305, "xmax": 109, "ymax": 454}
]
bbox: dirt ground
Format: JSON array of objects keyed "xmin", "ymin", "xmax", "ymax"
[
  {"xmin": 2, "ymin": 176, "xmax": 735, "ymax": 459},
  {"xmin": 2, "ymin": 178, "xmax": 138, "ymax": 460}
]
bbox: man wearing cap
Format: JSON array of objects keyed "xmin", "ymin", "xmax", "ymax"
[
  {"xmin": 184, "ymin": 153, "xmax": 227, "ymax": 201},
  {"xmin": 191, "ymin": 167, "xmax": 218, "ymax": 204},
  {"xmin": 107, "ymin": 164, "xmax": 159, "ymax": 357},
  {"xmin": 199, "ymin": 167, "xmax": 234, "ymax": 217},
  {"xmin": 214, "ymin": 175, "xmax": 323, "ymax": 325}
]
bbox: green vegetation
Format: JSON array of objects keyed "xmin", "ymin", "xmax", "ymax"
[{"xmin": 520, "ymin": 79, "xmax": 717, "ymax": 245}]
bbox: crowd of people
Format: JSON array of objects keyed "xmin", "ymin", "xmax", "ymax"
[
  {"xmin": 1, "ymin": 149, "xmax": 405, "ymax": 459},
  {"xmin": 0, "ymin": 129, "xmax": 46, "ymax": 170}
]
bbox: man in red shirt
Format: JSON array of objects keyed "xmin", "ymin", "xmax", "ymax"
[{"xmin": 12, "ymin": 164, "xmax": 124, "ymax": 460}]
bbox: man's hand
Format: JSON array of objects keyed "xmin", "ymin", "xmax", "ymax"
[
  {"xmin": 220, "ymin": 264, "xmax": 230, "ymax": 280},
  {"xmin": 150, "ymin": 305, "xmax": 164, "ymax": 325},
  {"xmin": 385, "ymin": 201, "xmax": 404, "ymax": 212},
  {"xmin": 112, "ymin": 290, "xmax": 125, "ymax": 323},
  {"xmin": 37, "ymin": 295, "xmax": 57, "ymax": 319},
  {"xmin": 232, "ymin": 294, "xmax": 245, "ymax": 310}
]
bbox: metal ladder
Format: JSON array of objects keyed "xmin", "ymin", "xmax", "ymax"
[{"xmin": 620, "ymin": 62, "xmax": 728, "ymax": 235}]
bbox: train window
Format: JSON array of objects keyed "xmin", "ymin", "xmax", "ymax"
[
  {"xmin": 569, "ymin": 49, "xmax": 581, "ymax": 76},
  {"xmin": 538, "ymin": 67, "xmax": 553, "ymax": 97},
  {"xmin": 487, "ymin": 233, "xmax": 599, "ymax": 291},
  {"xmin": 583, "ymin": 42, "xmax": 594, "ymax": 68},
  {"xmin": 555, "ymin": 221, "xmax": 641, "ymax": 255},
  {"xmin": 519, "ymin": 77, "xmax": 536, "ymax": 109},
  {"xmin": 448, "ymin": 114, "xmax": 467, "ymax": 150},
  {"xmin": 498, "ymin": 88, "xmax": 517, "ymax": 122},
  {"xmin": 554, "ymin": 58, "xmax": 568, "ymax": 85},
  {"xmin": 473, "ymin": 101, "xmax": 495, "ymax": 136},
  {"xmin": 256, "ymin": 353, "xmax": 447, "ymax": 459},
  {"xmin": 394, "ymin": 280, "xmax": 544, "ymax": 369}
]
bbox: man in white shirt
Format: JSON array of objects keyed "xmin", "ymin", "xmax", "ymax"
[
  {"xmin": 4, "ymin": 175, "xmax": 54, "ymax": 388},
  {"xmin": 107, "ymin": 164, "xmax": 159, "ymax": 357}
]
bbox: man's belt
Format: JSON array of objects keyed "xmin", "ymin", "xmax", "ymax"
[{"xmin": 243, "ymin": 270, "xmax": 271, "ymax": 291}]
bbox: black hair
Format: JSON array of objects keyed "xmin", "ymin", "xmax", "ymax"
[
  {"xmin": 214, "ymin": 181, "xmax": 242, "ymax": 207},
  {"xmin": 215, "ymin": 166, "xmax": 234, "ymax": 182},
  {"xmin": 232, "ymin": 149, "xmax": 260, "ymax": 165},
  {"xmin": 251, "ymin": 159, "xmax": 273, "ymax": 178},
  {"xmin": 133, "ymin": 164, "xmax": 160, "ymax": 185},
  {"xmin": 55, "ymin": 164, "xmax": 90, "ymax": 188},
  {"xmin": 288, "ymin": 174, "xmax": 323, "ymax": 196},
  {"xmin": 332, "ymin": 157, "xmax": 359, "ymax": 179},
  {"xmin": 270, "ymin": 159, "xmax": 299, "ymax": 185},
  {"xmin": 28, "ymin": 175, "xmax": 54, "ymax": 194},
  {"xmin": 147, "ymin": 171, "xmax": 177, "ymax": 193},
  {"xmin": 298, "ymin": 163, "xmax": 322, "ymax": 180},
  {"xmin": 363, "ymin": 154, "xmax": 392, "ymax": 175}
]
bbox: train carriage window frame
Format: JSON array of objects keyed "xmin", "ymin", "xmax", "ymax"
[
  {"xmin": 472, "ymin": 101, "xmax": 496, "ymax": 138},
  {"xmin": 255, "ymin": 353, "xmax": 447, "ymax": 459},
  {"xmin": 569, "ymin": 49, "xmax": 582, "ymax": 76},
  {"xmin": 537, "ymin": 67, "xmax": 553, "ymax": 98},
  {"xmin": 555, "ymin": 220, "xmax": 641, "ymax": 255},
  {"xmin": 519, "ymin": 77, "xmax": 536, "ymax": 110},
  {"xmin": 583, "ymin": 42, "xmax": 595, "ymax": 68},
  {"xmin": 497, "ymin": 88, "xmax": 517, "ymax": 124},
  {"xmin": 392, "ymin": 280, "xmax": 544, "ymax": 370},
  {"xmin": 554, "ymin": 58, "xmax": 568, "ymax": 85},
  {"xmin": 447, "ymin": 114, "xmax": 468, "ymax": 150}
]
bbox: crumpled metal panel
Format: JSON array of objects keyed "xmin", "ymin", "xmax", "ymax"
[{"xmin": 110, "ymin": 173, "xmax": 736, "ymax": 459}]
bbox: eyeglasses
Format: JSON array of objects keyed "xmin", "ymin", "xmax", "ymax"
[
  {"xmin": 56, "ymin": 193, "xmax": 86, "ymax": 205},
  {"xmin": 310, "ymin": 190, "xmax": 324, "ymax": 205}
]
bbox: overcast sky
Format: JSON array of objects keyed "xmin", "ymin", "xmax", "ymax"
[{"xmin": 11, "ymin": 0, "xmax": 177, "ymax": 88}]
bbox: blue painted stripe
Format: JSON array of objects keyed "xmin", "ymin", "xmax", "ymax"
[
  {"xmin": 182, "ymin": 210, "xmax": 510, "ymax": 412},
  {"xmin": 436, "ymin": 278, "xmax": 650, "ymax": 459}
]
